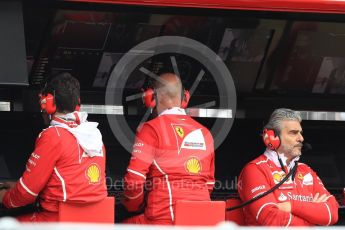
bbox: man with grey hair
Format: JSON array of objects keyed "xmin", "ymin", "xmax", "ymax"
[{"xmin": 237, "ymin": 108, "xmax": 338, "ymax": 226}]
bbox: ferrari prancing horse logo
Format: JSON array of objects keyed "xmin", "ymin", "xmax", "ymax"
[{"xmin": 175, "ymin": 126, "xmax": 184, "ymax": 138}]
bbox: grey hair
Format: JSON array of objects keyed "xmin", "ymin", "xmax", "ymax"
[{"xmin": 264, "ymin": 108, "xmax": 302, "ymax": 135}]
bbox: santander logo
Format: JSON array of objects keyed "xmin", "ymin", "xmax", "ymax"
[{"xmin": 278, "ymin": 192, "xmax": 288, "ymax": 201}]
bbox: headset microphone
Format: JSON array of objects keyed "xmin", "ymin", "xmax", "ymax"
[{"xmin": 302, "ymin": 142, "xmax": 312, "ymax": 152}]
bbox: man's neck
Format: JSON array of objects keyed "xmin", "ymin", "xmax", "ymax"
[
  {"xmin": 158, "ymin": 107, "xmax": 186, "ymax": 116},
  {"xmin": 286, "ymin": 159, "xmax": 291, "ymax": 165},
  {"xmin": 277, "ymin": 151, "xmax": 293, "ymax": 165},
  {"xmin": 54, "ymin": 112, "xmax": 68, "ymax": 117},
  {"xmin": 157, "ymin": 103, "xmax": 180, "ymax": 115}
]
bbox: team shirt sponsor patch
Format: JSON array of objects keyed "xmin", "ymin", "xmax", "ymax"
[
  {"xmin": 273, "ymin": 172, "xmax": 283, "ymax": 183},
  {"xmin": 272, "ymin": 171, "xmax": 286, "ymax": 183},
  {"xmin": 134, "ymin": 142, "xmax": 144, "ymax": 147},
  {"xmin": 26, "ymin": 152, "xmax": 41, "ymax": 172},
  {"xmin": 302, "ymin": 173, "xmax": 313, "ymax": 185},
  {"xmin": 86, "ymin": 163, "xmax": 101, "ymax": 184},
  {"xmin": 31, "ymin": 152, "xmax": 40, "ymax": 160},
  {"xmin": 278, "ymin": 192, "xmax": 288, "ymax": 201},
  {"xmin": 288, "ymin": 192, "xmax": 313, "ymax": 202},
  {"xmin": 180, "ymin": 129, "xmax": 206, "ymax": 151},
  {"xmin": 175, "ymin": 126, "xmax": 184, "ymax": 138},
  {"xmin": 132, "ymin": 141, "xmax": 144, "ymax": 155},
  {"xmin": 251, "ymin": 185, "xmax": 266, "ymax": 194},
  {"xmin": 185, "ymin": 157, "xmax": 202, "ymax": 174},
  {"xmin": 272, "ymin": 171, "xmax": 293, "ymax": 185},
  {"xmin": 297, "ymin": 173, "xmax": 304, "ymax": 180},
  {"xmin": 172, "ymin": 125, "xmax": 206, "ymax": 154},
  {"xmin": 277, "ymin": 192, "xmax": 313, "ymax": 202}
]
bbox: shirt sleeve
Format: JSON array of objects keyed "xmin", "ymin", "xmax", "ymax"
[
  {"xmin": 238, "ymin": 163, "xmax": 312, "ymax": 226},
  {"xmin": 291, "ymin": 168, "xmax": 339, "ymax": 225},
  {"xmin": 122, "ymin": 124, "xmax": 157, "ymax": 212},
  {"xmin": 3, "ymin": 128, "xmax": 61, "ymax": 208}
]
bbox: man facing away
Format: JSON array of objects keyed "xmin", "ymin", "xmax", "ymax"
[
  {"xmin": 122, "ymin": 73, "xmax": 215, "ymax": 224},
  {"xmin": 0, "ymin": 73, "xmax": 107, "ymax": 222},
  {"xmin": 238, "ymin": 108, "xmax": 338, "ymax": 226}
]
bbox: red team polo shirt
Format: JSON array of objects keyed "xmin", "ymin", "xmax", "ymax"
[
  {"xmin": 123, "ymin": 108, "xmax": 215, "ymax": 224},
  {"xmin": 3, "ymin": 112, "xmax": 107, "ymax": 222},
  {"xmin": 238, "ymin": 149, "xmax": 338, "ymax": 226}
]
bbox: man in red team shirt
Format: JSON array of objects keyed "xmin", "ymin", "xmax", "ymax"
[
  {"xmin": 238, "ymin": 108, "xmax": 338, "ymax": 226},
  {"xmin": 0, "ymin": 73, "xmax": 107, "ymax": 222},
  {"xmin": 122, "ymin": 73, "xmax": 215, "ymax": 224}
]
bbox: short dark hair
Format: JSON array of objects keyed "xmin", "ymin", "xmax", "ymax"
[{"xmin": 42, "ymin": 72, "xmax": 80, "ymax": 113}]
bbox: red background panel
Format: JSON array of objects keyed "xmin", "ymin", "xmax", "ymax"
[{"xmin": 64, "ymin": 0, "xmax": 345, "ymax": 13}]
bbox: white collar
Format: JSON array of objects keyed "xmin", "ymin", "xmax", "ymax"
[
  {"xmin": 51, "ymin": 111, "xmax": 88, "ymax": 127},
  {"xmin": 264, "ymin": 149, "xmax": 299, "ymax": 169},
  {"xmin": 159, "ymin": 107, "xmax": 186, "ymax": 116}
]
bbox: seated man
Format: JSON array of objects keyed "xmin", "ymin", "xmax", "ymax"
[
  {"xmin": 122, "ymin": 73, "xmax": 215, "ymax": 225},
  {"xmin": 0, "ymin": 73, "xmax": 107, "ymax": 222},
  {"xmin": 238, "ymin": 108, "xmax": 338, "ymax": 226}
]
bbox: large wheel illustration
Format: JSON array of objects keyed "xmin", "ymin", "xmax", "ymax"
[{"xmin": 105, "ymin": 36, "xmax": 236, "ymax": 153}]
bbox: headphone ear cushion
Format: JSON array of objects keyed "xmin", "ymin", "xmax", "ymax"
[
  {"xmin": 40, "ymin": 93, "xmax": 56, "ymax": 115},
  {"xmin": 263, "ymin": 129, "xmax": 281, "ymax": 150},
  {"xmin": 142, "ymin": 88, "xmax": 156, "ymax": 108},
  {"xmin": 75, "ymin": 98, "xmax": 81, "ymax": 111},
  {"xmin": 181, "ymin": 90, "xmax": 190, "ymax": 109}
]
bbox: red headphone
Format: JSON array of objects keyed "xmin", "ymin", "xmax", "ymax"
[
  {"xmin": 39, "ymin": 93, "xmax": 81, "ymax": 115},
  {"xmin": 181, "ymin": 90, "xmax": 190, "ymax": 109},
  {"xmin": 39, "ymin": 93, "xmax": 56, "ymax": 115},
  {"xmin": 142, "ymin": 88, "xmax": 190, "ymax": 109},
  {"xmin": 75, "ymin": 99, "xmax": 81, "ymax": 112},
  {"xmin": 262, "ymin": 129, "xmax": 281, "ymax": 150}
]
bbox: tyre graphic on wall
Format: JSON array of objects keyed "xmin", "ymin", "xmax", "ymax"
[{"xmin": 105, "ymin": 36, "xmax": 237, "ymax": 155}]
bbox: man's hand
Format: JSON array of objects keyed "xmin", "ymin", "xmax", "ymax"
[
  {"xmin": 3, "ymin": 182, "xmax": 16, "ymax": 189},
  {"xmin": 0, "ymin": 189, "xmax": 7, "ymax": 203},
  {"xmin": 277, "ymin": 201, "xmax": 291, "ymax": 213},
  {"xmin": 312, "ymin": 193, "xmax": 330, "ymax": 203}
]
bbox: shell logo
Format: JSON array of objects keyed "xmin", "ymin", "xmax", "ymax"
[
  {"xmin": 185, "ymin": 157, "xmax": 201, "ymax": 174},
  {"xmin": 175, "ymin": 126, "xmax": 184, "ymax": 138},
  {"xmin": 272, "ymin": 172, "xmax": 283, "ymax": 183},
  {"xmin": 86, "ymin": 163, "xmax": 101, "ymax": 184}
]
